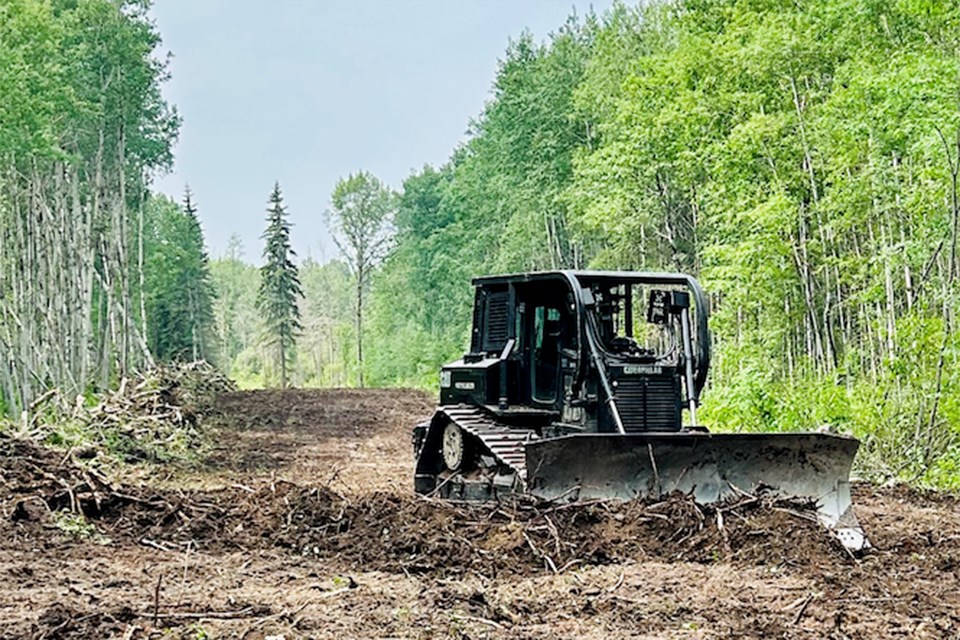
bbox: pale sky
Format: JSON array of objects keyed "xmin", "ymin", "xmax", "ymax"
[{"xmin": 149, "ymin": 0, "xmax": 618, "ymax": 264}]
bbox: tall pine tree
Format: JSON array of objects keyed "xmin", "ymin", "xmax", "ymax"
[{"xmin": 257, "ymin": 183, "xmax": 303, "ymax": 388}]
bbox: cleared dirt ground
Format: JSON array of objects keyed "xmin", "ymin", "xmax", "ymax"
[{"xmin": 2, "ymin": 388, "xmax": 959, "ymax": 639}]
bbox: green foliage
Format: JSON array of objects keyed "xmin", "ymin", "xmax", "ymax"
[
  {"xmin": 143, "ymin": 192, "xmax": 217, "ymax": 363},
  {"xmin": 211, "ymin": 235, "xmax": 261, "ymax": 377},
  {"xmin": 52, "ymin": 512, "xmax": 100, "ymax": 541},
  {"xmin": 211, "ymin": 254, "xmax": 362, "ymax": 388},
  {"xmin": 297, "ymin": 258, "xmax": 357, "ymax": 387},
  {"xmin": 188, "ymin": 625, "xmax": 211, "ymax": 640},
  {"xmin": 0, "ymin": 0, "xmax": 178, "ymax": 164},
  {"xmin": 0, "ymin": 0, "xmax": 65, "ymax": 157},
  {"xmin": 328, "ymin": 172, "xmax": 397, "ymax": 267},
  {"xmin": 0, "ymin": 0, "xmax": 180, "ymax": 416},
  {"xmin": 365, "ymin": 166, "xmax": 468, "ymax": 388},
  {"xmin": 327, "ymin": 171, "xmax": 397, "ymax": 387},
  {"xmin": 257, "ymin": 183, "xmax": 304, "ymax": 388}
]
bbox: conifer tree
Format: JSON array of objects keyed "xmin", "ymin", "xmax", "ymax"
[
  {"xmin": 181, "ymin": 186, "xmax": 217, "ymax": 362},
  {"xmin": 257, "ymin": 183, "xmax": 303, "ymax": 388},
  {"xmin": 142, "ymin": 193, "xmax": 216, "ymax": 364}
]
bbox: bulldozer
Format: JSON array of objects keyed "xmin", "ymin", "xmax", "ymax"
[{"xmin": 412, "ymin": 271, "xmax": 868, "ymax": 551}]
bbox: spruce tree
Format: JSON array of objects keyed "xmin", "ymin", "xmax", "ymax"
[
  {"xmin": 257, "ymin": 183, "xmax": 303, "ymax": 388},
  {"xmin": 142, "ymin": 193, "xmax": 216, "ymax": 364},
  {"xmin": 181, "ymin": 186, "xmax": 217, "ymax": 362}
]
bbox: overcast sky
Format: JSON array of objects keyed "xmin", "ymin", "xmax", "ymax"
[{"xmin": 149, "ymin": 0, "xmax": 618, "ymax": 264}]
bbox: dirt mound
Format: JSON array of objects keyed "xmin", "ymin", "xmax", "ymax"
[
  {"xmin": 1, "ymin": 434, "xmax": 845, "ymax": 577},
  {"xmin": 98, "ymin": 485, "xmax": 848, "ymax": 576},
  {"xmin": 279, "ymin": 490, "xmax": 840, "ymax": 576},
  {"xmin": 0, "ymin": 434, "xmax": 116, "ymax": 522}
]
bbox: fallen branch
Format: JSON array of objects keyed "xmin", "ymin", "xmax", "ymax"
[
  {"xmin": 792, "ymin": 593, "xmax": 815, "ymax": 625},
  {"xmin": 458, "ymin": 614, "xmax": 505, "ymax": 630},
  {"xmin": 137, "ymin": 607, "xmax": 258, "ymax": 621}
]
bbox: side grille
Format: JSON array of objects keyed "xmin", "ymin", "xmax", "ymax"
[
  {"xmin": 615, "ymin": 375, "xmax": 681, "ymax": 432},
  {"xmin": 482, "ymin": 291, "xmax": 509, "ymax": 351}
]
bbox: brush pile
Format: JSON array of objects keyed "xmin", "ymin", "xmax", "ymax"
[
  {"xmin": 83, "ymin": 360, "xmax": 235, "ymax": 431},
  {"xmin": 0, "ymin": 433, "xmax": 116, "ymax": 523},
  {"xmin": 7, "ymin": 361, "xmax": 235, "ymax": 464}
]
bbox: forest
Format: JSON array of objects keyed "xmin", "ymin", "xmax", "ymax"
[
  {"xmin": 3, "ymin": 0, "xmax": 960, "ymax": 487},
  {"xmin": 0, "ymin": 1, "xmax": 199, "ymax": 405}
]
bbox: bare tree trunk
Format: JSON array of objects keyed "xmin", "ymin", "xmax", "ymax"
[
  {"xmin": 791, "ymin": 217, "xmax": 825, "ymax": 373},
  {"xmin": 356, "ymin": 267, "xmax": 365, "ymax": 388},
  {"xmin": 138, "ymin": 190, "xmax": 149, "ymax": 355},
  {"xmin": 926, "ymin": 127, "xmax": 960, "ymax": 460}
]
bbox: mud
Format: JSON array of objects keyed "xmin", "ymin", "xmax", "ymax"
[{"xmin": 2, "ymin": 388, "xmax": 959, "ymax": 639}]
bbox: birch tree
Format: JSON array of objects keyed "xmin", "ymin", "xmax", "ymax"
[
  {"xmin": 327, "ymin": 172, "xmax": 396, "ymax": 388},
  {"xmin": 0, "ymin": 0, "xmax": 177, "ymax": 417}
]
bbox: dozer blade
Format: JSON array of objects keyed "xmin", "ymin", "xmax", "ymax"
[{"xmin": 524, "ymin": 432, "xmax": 868, "ymax": 552}]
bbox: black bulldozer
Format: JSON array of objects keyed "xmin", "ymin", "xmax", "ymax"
[{"xmin": 413, "ymin": 271, "xmax": 868, "ymax": 551}]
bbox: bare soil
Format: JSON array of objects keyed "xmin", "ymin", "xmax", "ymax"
[{"xmin": 2, "ymin": 388, "xmax": 959, "ymax": 639}]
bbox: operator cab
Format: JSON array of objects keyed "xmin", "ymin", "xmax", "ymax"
[
  {"xmin": 438, "ymin": 271, "xmax": 710, "ymax": 434},
  {"xmin": 443, "ymin": 275, "xmax": 576, "ymax": 416}
]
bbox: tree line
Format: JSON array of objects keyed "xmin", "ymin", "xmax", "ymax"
[
  {"xmin": 0, "ymin": 0, "xmax": 230, "ymax": 423},
  {"xmin": 0, "ymin": 0, "xmax": 386, "ymax": 415},
  {"xmin": 0, "ymin": 0, "xmax": 209, "ymax": 417}
]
